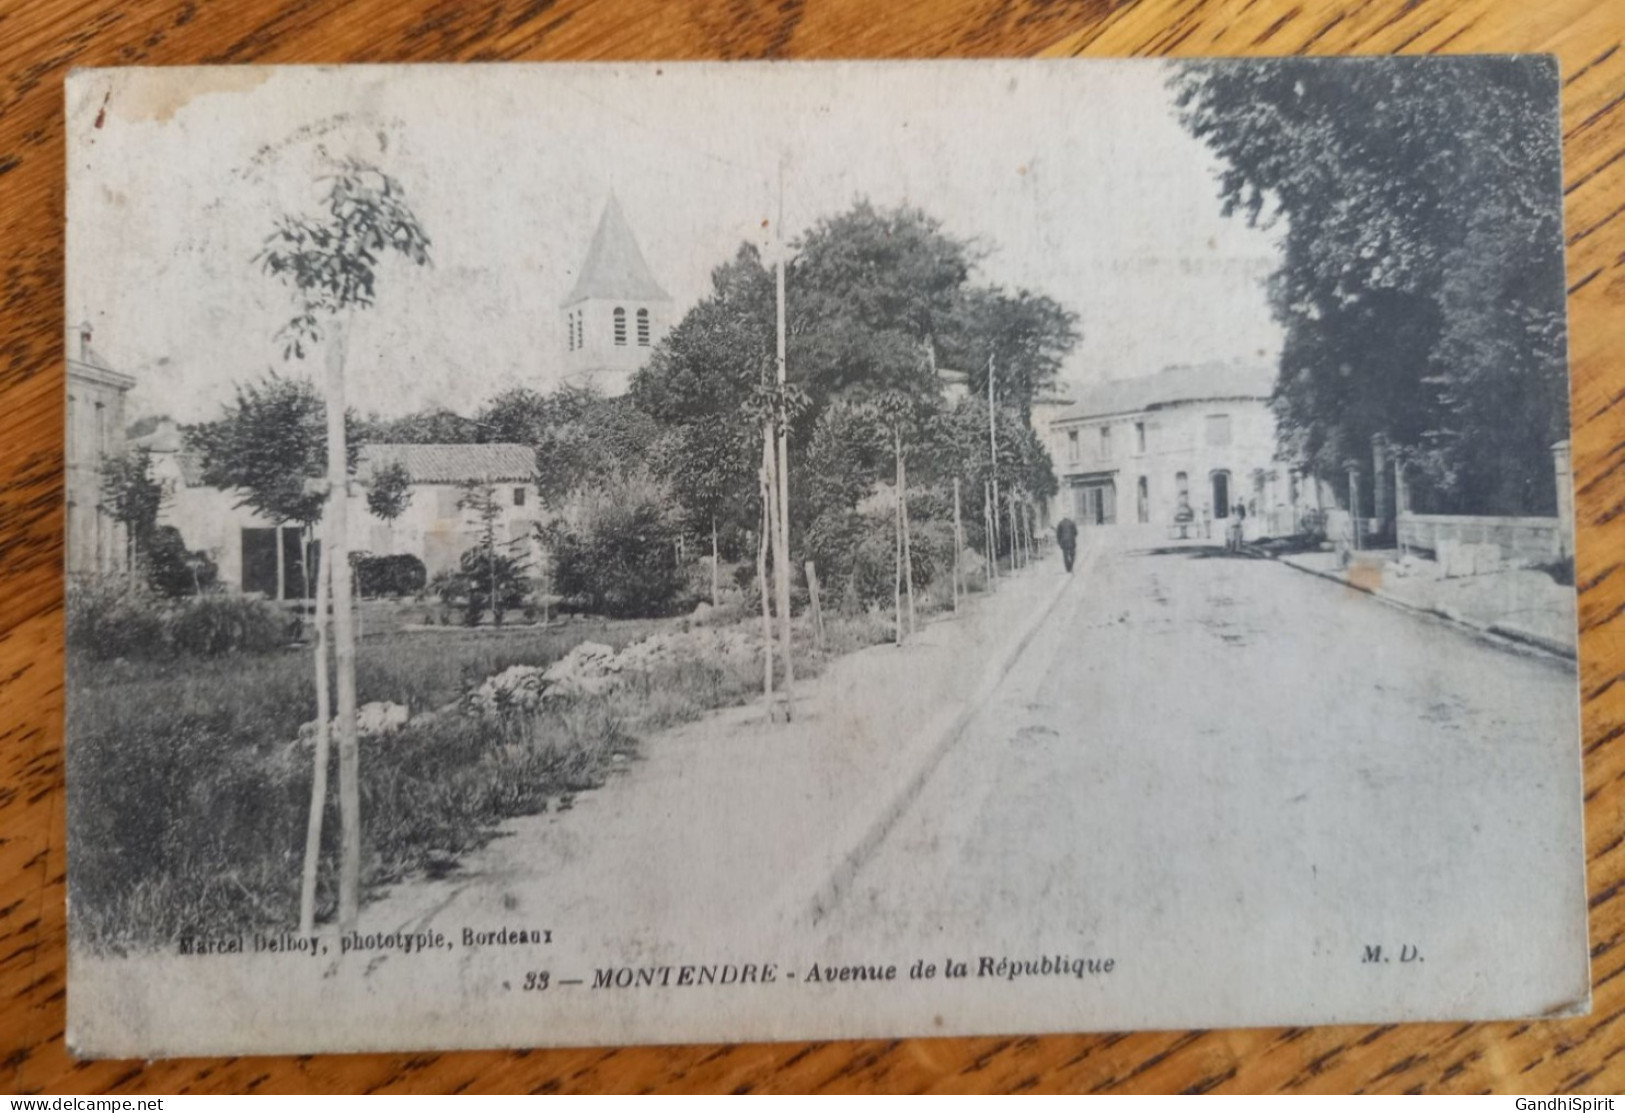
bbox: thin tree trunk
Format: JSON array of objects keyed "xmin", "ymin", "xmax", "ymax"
[
  {"xmin": 804, "ymin": 560, "xmax": 825, "ymax": 651},
  {"xmin": 757, "ymin": 464, "xmax": 774, "ymax": 714},
  {"xmin": 325, "ymin": 320, "xmax": 362, "ymax": 933},
  {"xmin": 985, "ymin": 482, "xmax": 998, "ymax": 591},
  {"xmin": 988, "ymin": 354, "xmax": 1002, "ymax": 576},
  {"xmin": 901, "ymin": 446, "xmax": 916, "ymax": 636},
  {"xmin": 770, "ymin": 425, "xmax": 793, "ymax": 719},
  {"xmin": 894, "ymin": 430, "xmax": 903, "ymax": 647},
  {"xmin": 773, "ymin": 159, "xmax": 794, "ymax": 716},
  {"xmin": 300, "ymin": 526, "xmax": 314, "ymax": 634},
  {"xmin": 952, "ymin": 478, "xmax": 963, "ymax": 613},
  {"xmin": 298, "ymin": 524, "xmax": 333, "ymax": 936},
  {"xmin": 1001, "ymin": 493, "xmax": 1014, "ymax": 571},
  {"xmin": 276, "ymin": 524, "xmax": 286, "ymax": 602},
  {"xmin": 711, "ymin": 514, "xmax": 720, "ymax": 608}
]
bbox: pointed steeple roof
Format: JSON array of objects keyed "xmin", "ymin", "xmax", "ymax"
[{"xmin": 562, "ymin": 195, "xmax": 672, "ymax": 305}]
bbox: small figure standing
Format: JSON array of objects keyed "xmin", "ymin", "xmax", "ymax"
[
  {"xmin": 1055, "ymin": 516, "xmax": 1079, "ymax": 573},
  {"xmin": 1226, "ymin": 502, "xmax": 1247, "ymax": 550}
]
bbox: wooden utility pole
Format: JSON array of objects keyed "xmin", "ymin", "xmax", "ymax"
[{"xmin": 325, "ymin": 319, "xmax": 361, "ymax": 933}]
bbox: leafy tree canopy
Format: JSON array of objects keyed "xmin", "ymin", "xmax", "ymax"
[
  {"xmin": 788, "ymin": 200, "xmax": 976, "ymax": 408},
  {"xmin": 937, "ymin": 286, "xmax": 1080, "ymax": 419},
  {"xmin": 188, "ymin": 374, "xmax": 360, "ymax": 526},
  {"xmin": 259, "ymin": 159, "xmax": 434, "ymax": 358},
  {"xmin": 1173, "ymin": 56, "xmax": 1567, "ymax": 514},
  {"xmin": 365, "ymin": 460, "xmax": 413, "ymax": 522}
]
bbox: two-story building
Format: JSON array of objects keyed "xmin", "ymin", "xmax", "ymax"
[
  {"xmin": 66, "ymin": 323, "xmax": 136, "ymax": 576},
  {"xmin": 1046, "ymin": 362, "xmax": 1282, "ymax": 541}
]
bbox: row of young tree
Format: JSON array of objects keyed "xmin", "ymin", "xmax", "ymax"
[
  {"xmin": 1173, "ymin": 57, "xmax": 1569, "ymax": 516},
  {"xmin": 167, "ymin": 167, "xmax": 1075, "ymax": 933}
]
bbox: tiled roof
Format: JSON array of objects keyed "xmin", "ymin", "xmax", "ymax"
[
  {"xmin": 357, "ymin": 443, "xmax": 536, "ymax": 484},
  {"xmin": 1056, "ymin": 363, "xmax": 1276, "ymax": 423},
  {"xmin": 562, "ymin": 195, "xmax": 671, "ymax": 305}
]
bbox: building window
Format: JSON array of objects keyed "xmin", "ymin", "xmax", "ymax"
[
  {"xmin": 1135, "ymin": 421, "xmax": 1146, "ymax": 455},
  {"xmin": 568, "ymin": 313, "xmax": 576, "ymax": 351},
  {"xmin": 1067, "ymin": 430, "xmax": 1079, "ymax": 463},
  {"xmin": 1098, "ymin": 425, "xmax": 1112, "ymax": 460},
  {"xmin": 513, "ymin": 486, "xmax": 526, "ymax": 507},
  {"xmin": 1176, "ymin": 471, "xmax": 1189, "ymax": 499},
  {"xmin": 1205, "ymin": 413, "xmax": 1231, "ymax": 447},
  {"xmin": 613, "ymin": 307, "xmax": 627, "ymax": 346},
  {"xmin": 636, "ymin": 308, "xmax": 651, "ymax": 346}
]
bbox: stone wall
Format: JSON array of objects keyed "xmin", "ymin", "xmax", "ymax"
[{"xmin": 1398, "ymin": 513, "xmax": 1564, "ymax": 567}]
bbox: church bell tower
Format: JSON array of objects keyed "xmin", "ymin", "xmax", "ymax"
[{"xmin": 560, "ymin": 195, "xmax": 673, "ymax": 396}]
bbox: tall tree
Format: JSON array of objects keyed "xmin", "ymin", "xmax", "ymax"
[
  {"xmin": 632, "ymin": 245, "xmax": 777, "ymax": 596},
  {"xmin": 1173, "ymin": 56, "xmax": 1567, "ymax": 514},
  {"xmin": 260, "ymin": 158, "xmax": 431, "ymax": 934},
  {"xmin": 788, "ymin": 200, "xmax": 976, "ymax": 411},
  {"xmin": 940, "ymin": 286, "xmax": 1081, "ymax": 420},
  {"xmin": 189, "ymin": 374, "xmax": 357, "ymax": 602}
]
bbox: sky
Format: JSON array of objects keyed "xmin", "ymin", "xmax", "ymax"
[{"xmin": 66, "ymin": 61, "xmax": 1284, "ymax": 425}]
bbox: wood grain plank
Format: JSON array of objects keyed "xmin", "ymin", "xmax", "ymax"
[{"xmin": 2, "ymin": 0, "xmax": 1623, "ymax": 1093}]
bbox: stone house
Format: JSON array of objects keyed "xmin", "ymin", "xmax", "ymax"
[{"xmin": 138, "ymin": 424, "xmax": 540, "ymax": 597}]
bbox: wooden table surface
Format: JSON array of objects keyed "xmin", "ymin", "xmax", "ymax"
[{"xmin": 3, "ymin": 0, "xmax": 1623, "ymax": 1095}]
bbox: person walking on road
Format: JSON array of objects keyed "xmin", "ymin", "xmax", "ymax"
[{"xmin": 1056, "ymin": 516, "xmax": 1079, "ymax": 573}]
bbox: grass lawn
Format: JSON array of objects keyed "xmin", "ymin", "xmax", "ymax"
[
  {"xmin": 68, "ymin": 614, "xmax": 663, "ymax": 953},
  {"xmin": 68, "ymin": 604, "xmax": 900, "ymax": 953}
]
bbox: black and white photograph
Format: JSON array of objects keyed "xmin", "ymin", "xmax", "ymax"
[{"xmin": 63, "ymin": 57, "xmax": 1587, "ymax": 1057}]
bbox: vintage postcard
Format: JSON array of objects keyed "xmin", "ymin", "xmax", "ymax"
[{"xmin": 64, "ymin": 58, "xmax": 1587, "ymax": 1057}]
